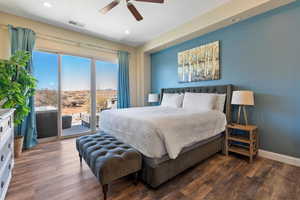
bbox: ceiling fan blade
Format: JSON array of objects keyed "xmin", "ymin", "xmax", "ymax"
[
  {"xmin": 134, "ymin": 0, "xmax": 164, "ymax": 3},
  {"xmin": 100, "ymin": 0, "xmax": 120, "ymax": 14},
  {"xmin": 127, "ymin": 3, "xmax": 143, "ymax": 21}
]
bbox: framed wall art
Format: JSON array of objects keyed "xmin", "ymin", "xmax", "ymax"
[{"xmin": 178, "ymin": 41, "xmax": 220, "ymax": 83}]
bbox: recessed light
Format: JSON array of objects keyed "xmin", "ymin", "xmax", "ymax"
[
  {"xmin": 43, "ymin": 2, "xmax": 52, "ymax": 8},
  {"xmin": 125, "ymin": 30, "xmax": 130, "ymax": 35}
]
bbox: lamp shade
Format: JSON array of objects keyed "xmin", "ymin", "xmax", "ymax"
[
  {"xmin": 148, "ymin": 93, "xmax": 159, "ymax": 103},
  {"xmin": 231, "ymin": 91, "xmax": 254, "ymax": 106}
]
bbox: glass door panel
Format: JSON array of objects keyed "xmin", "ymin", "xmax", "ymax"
[
  {"xmin": 61, "ymin": 55, "xmax": 91, "ymax": 136},
  {"xmin": 33, "ymin": 51, "xmax": 59, "ymax": 139},
  {"xmin": 96, "ymin": 60, "xmax": 118, "ymax": 129}
]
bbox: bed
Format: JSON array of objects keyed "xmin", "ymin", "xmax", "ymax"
[{"xmin": 100, "ymin": 85, "xmax": 233, "ymax": 188}]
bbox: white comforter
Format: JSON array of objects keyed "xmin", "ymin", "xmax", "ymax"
[{"xmin": 99, "ymin": 106, "xmax": 227, "ymax": 159}]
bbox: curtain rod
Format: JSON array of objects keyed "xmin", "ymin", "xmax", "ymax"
[{"xmin": 0, "ymin": 24, "xmax": 127, "ymax": 55}]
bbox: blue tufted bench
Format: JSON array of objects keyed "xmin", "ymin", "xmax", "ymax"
[{"xmin": 76, "ymin": 132, "xmax": 142, "ymax": 200}]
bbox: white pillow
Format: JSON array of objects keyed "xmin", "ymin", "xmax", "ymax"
[
  {"xmin": 183, "ymin": 92, "xmax": 217, "ymax": 111},
  {"xmin": 161, "ymin": 93, "xmax": 184, "ymax": 108},
  {"xmin": 215, "ymin": 94, "xmax": 226, "ymax": 112}
]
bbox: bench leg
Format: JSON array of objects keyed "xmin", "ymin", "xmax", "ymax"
[
  {"xmin": 133, "ymin": 172, "xmax": 138, "ymax": 185},
  {"xmin": 79, "ymin": 154, "xmax": 82, "ymax": 164},
  {"xmin": 102, "ymin": 184, "xmax": 108, "ymax": 200}
]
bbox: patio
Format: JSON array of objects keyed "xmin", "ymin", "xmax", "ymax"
[{"xmin": 62, "ymin": 125, "xmax": 90, "ymax": 136}]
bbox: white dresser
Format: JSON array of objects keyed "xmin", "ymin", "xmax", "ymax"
[{"xmin": 0, "ymin": 109, "xmax": 14, "ymax": 200}]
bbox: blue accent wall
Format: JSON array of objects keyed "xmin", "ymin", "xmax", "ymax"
[{"xmin": 151, "ymin": 2, "xmax": 300, "ymax": 158}]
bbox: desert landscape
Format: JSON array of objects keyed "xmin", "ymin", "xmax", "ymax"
[{"xmin": 35, "ymin": 89, "xmax": 117, "ymax": 115}]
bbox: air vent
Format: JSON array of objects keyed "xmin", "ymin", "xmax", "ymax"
[{"xmin": 68, "ymin": 20, "xmax": 85, "ymax": 28}]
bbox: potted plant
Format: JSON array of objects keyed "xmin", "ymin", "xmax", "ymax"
[{"xmin": 0, "ymin": 51, "xmax": 37, "ymax": 158}]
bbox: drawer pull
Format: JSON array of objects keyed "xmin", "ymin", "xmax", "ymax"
[
  {"xmin": 1, "ymin": 181, "xmax": 4, "ymax": 189},
  {"xmin": 0, "ymin": 155, "xmax": 4, "ymax": 162},
  {"xmin": 8, "ymin": 164, "xmax": 11, "ymax": 170},
  {"xmin": 0, "ymin": 126, "xmax": 2, "ymax": 133},
  {"xmin": 8, "ymin": 143, "xmax": 11, "ymax": 149}
]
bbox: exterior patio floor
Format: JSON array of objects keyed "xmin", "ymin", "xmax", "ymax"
[{"xmin": 62, "ymin": 124, "xmax": 90, "ymax": 136}]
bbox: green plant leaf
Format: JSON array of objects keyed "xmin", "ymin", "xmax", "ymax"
[{"xmin": 0, "ymin": 51, "xmax": 37, "ymax": 126}]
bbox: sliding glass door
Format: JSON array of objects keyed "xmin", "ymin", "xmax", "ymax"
[
  {"xmin": 61, "ymin": 55, "xmax": 92, "ymax": 136},
  {"xmin": 33, "ymin": 50, "xmax": 118, "ymax": 139},
  {"xmin": 33, "ymin": 51, "xmax": 59, "ymax": 139},
  {"xmin": 95, "ymin": 60, "xmax": 118, "ymax": 129}
]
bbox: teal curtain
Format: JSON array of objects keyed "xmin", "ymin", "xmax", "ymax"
[
  {"xmin": 117, "ymin": 51, "xmax": 130, "ymax": 108},
  {"xmin": 8, "ymin": 25, "xmax": 38, "ymax": 149}
]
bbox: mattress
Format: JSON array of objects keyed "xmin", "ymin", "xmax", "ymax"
[{"xmin": 99, "ymin": 106, "xmax": 227, "ymax": 159}]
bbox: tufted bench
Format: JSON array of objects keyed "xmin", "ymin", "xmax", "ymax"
[{"xmin": 76, "ymin": 132, "xmax": 142, "ymax": 200}]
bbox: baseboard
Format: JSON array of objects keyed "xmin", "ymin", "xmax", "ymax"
[{"xmin": 258, "ymin": 149, "xmax": 300, "ymax": 167}]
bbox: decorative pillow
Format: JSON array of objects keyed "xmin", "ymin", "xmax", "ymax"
[
  {"xmin": 214, "ymin": 94, "xmax": 226, "ymax": 112},
  {"xmin": 161, "ymin": 93, "xmax": 184, "ymax": 108},
  {"xmin": 183, "ymin": 92, "xmax": 217, "ymax": 111}
]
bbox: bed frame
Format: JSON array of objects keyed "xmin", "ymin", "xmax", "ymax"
[{"xmin": 141, "ymin": 84, "xmax": 233, "ymax": 188}]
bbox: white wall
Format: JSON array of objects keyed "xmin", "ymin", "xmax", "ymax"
[
  {"xmin": 0, "ymin": 26, "xmax": 10, "ymax": 59},
  {"xmin": 135, "ymin": 50, "xmax": 151, "ymax": 106}
]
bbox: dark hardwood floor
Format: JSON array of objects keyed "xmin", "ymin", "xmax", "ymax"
[{"xmin": 6, "ymin": 138, "xmax": 300, "ymax": 200}]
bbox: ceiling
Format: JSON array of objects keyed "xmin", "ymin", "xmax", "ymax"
[{"xmin": 0, "ymin": 0, "xmax": 231, "ymax": 47}]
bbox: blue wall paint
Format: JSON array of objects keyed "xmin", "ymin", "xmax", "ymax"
[{"xmin": 151, "ymin": 2, "xmax": 300, "ymax": 158}]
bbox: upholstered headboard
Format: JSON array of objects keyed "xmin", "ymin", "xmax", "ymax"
[{"xmin": 160, "ymin": 84, "xmax": 233, "ymax": 123}]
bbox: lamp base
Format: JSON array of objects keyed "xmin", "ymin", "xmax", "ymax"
[{"xmin": 237, "ymin": 105, "xmax": 249, "ymax": 125}]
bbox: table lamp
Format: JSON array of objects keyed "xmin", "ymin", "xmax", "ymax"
[
  {"xmin": 231, "ymin": 91, "xmax": 254, "ymax": 125},
  {"xmin": 148, "ymin": 93, "xmax": 159, "ymax": 105}
]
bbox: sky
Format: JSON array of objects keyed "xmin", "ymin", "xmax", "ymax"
[{"xmin": 33, "ymin": 51, "xmax": 118, "ymax": 91}]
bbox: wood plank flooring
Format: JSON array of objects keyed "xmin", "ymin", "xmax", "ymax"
[{"xmin": 6, "ymin": 138, "xmax": 300, "ymax": 200}]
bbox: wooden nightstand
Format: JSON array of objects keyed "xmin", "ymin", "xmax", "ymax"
[{"xmin": 225, "ymin": 123, "xmax": 258, "ymax": 163}]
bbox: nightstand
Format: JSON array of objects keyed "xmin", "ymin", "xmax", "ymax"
[{"xmin": 225, "ymin": 123, "xmax": 258, "ymax": 163}]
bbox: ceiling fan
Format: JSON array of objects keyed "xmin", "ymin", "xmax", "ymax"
[{"xmin": 100, "ymin": 0, "xmax": 164, "ymax": 21}]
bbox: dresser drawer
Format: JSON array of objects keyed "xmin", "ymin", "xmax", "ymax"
[
  {"xmin": 0, "ymin": 116, "xmax": 12, "ymax": 138},
  {"xmin": 0, "ymin": 155, "xmax": 12, "ymax": 198},
  {"xmin": 0, "ymin": 134, "xmax": 13, "ymax": 168},
  {"xmin": 0, "ymin": 109, "xmax": 14, "ymax": 200}
]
